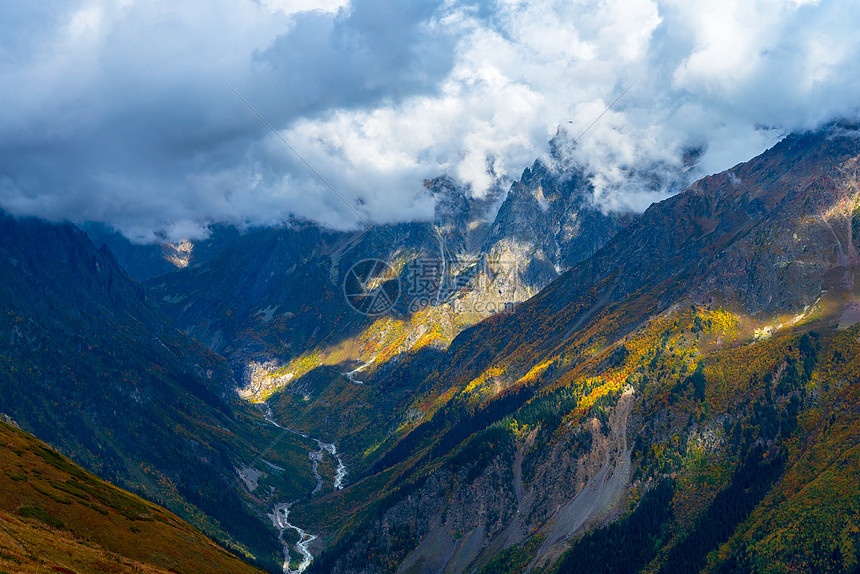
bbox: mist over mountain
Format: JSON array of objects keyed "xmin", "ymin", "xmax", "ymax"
[{"xmin": 1, "ymin": 1, "xmax": 859, "ymax": 240}]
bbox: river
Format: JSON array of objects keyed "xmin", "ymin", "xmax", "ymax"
[{"xmin": 262, "ymin": 404, "xmax": 346, "ymax": 573}]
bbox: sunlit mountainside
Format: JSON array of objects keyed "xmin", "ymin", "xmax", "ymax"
[
  {"xmin": 280, "ymin": 124, "xmax": 860, "ymax": 573},
  {"xmin": 2, "ymin": 124, "xmax": 860, "ymax": 574}
]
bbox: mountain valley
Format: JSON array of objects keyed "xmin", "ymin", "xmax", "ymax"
[{"xmin": 2, "ymin": 124, "xmax": 860, "ymax": 574}]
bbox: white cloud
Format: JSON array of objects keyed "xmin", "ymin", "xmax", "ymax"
[
  {"xmin": 262, "ymin": 0, "xmax": 349, "ymax": 15},
  {"xmin": 0, "ymin": 0, "xmax": 858, "ymax": 240}
]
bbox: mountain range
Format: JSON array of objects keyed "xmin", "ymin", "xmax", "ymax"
[{"xmin": 1, "ymin": 123, "xmax": 859, "ymax": 573}]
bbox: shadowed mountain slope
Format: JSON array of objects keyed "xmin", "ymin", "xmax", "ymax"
[{"xmin": 0, "ymin": 213, "xmax": 318, "ymax": 571}]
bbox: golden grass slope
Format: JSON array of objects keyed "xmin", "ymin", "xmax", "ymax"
[{"xmin": 0, "ymin": 420, "xmax": 262, "ymax": 574}]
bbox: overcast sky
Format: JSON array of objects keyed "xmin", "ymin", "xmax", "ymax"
[{"xmin": 1, "ymin": 0, "xmax": 858, "ymax": 242}]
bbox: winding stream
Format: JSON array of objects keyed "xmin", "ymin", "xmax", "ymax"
[
  {"xmin": 262, "ymin": 404, "xmax": 347, "ymax": 573},
  {"xmin": 316, "ymin": 440, "xmax": 347, "ymax": 490},
  {"xmin": 270, "ymin": 503, "xmax": 316, "ymax": 574}
]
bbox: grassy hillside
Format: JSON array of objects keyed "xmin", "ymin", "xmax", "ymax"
[{"xmin": 0, "ymin": 419, "xmax": 263, "ymax": 574}]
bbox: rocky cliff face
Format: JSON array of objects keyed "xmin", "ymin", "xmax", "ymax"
[
  {"xmin": 295, "ymin": 124, "xmax": 860, "ymax": 574},
  {"xmin": 435, "ymin": 126, "xmax": 860, "ymax": 386},
  {"xmin": 146, "ymin": 165, "xmax": 630, "ymax": 406},
  {"xmin": 484, "ymin": 161, "xmax": 630, "ymax": 286}
]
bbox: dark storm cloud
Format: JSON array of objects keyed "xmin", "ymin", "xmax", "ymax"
[
  {"xmin": 0, "ymin": 0, "xmax": 458, "ymax": 240},
  {"xmin": 252, "ymin": 0, "xmax": 456, "ymax": 118},
  {"xmin": 0, "ymin": 0, "xmax": 859, "ymax": 241}
]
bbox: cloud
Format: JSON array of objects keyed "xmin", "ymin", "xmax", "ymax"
[{"xmin": 0, "ymin": 0, "xmax": 858, "ymax": 241}]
